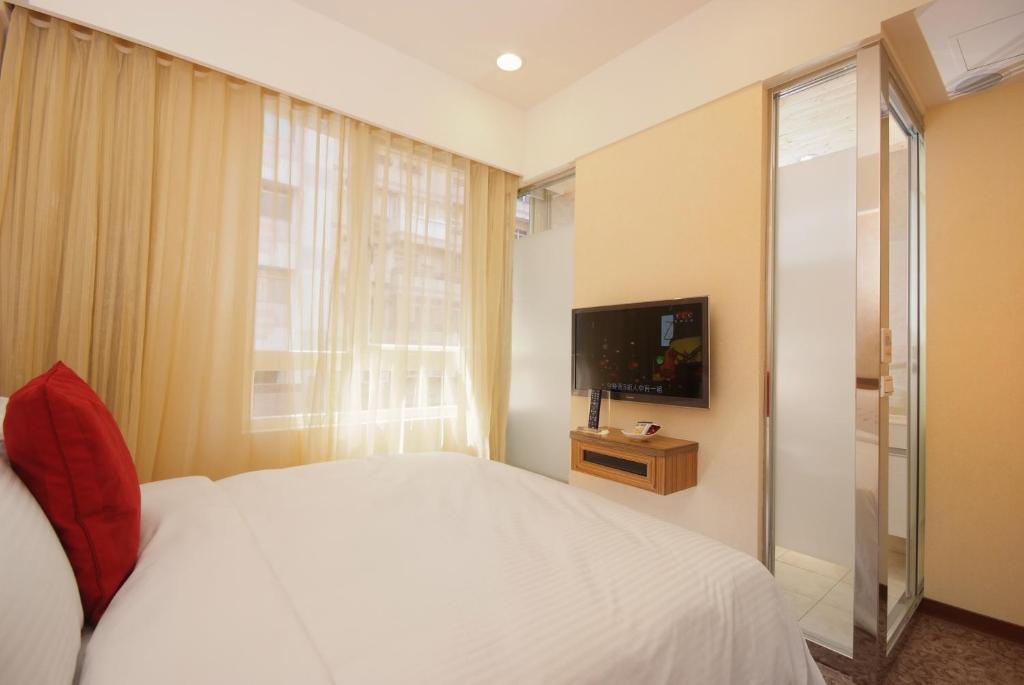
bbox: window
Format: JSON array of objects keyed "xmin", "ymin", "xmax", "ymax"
[
  {"xmin": 515, "ymin": 171, "xmax": 575, "ymax": 238},
  {"xmin": 252, "ymin": 99, "xmax": 466, "ymax": 430}
]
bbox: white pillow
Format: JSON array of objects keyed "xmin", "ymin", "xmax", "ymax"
[{"xmin": 0, "ymin": 435, "xmax": 83, "ymax": 684}]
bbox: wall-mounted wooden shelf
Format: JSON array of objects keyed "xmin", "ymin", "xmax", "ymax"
[{"xmin": 570, "ymin": 429, "xmax": 698, "ymax": 495}]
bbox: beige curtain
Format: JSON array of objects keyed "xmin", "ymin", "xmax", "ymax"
[
  {"xmin": 464, "ymin": 163, "xmax": 516, "ymax": 461},
  {"xmin": 0, "ymin": 8, "xmax": 517, "ymax": 481},
  {"xmin": 0, "ymin": 8, "xmax": 262, "ymax": 479},
  {"xmin": 0, "ymin": 5, "xmax": 10, "ymax": 60}
]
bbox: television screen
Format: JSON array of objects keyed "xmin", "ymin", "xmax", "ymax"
[{"xmin": 572, "ymin": 297, "xmax": 709, "ymax": 407}]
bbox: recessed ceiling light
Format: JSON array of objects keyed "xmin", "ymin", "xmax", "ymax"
[{"xmin": 496, "ymin": 53, "xmax": 522, "ymax": 72}]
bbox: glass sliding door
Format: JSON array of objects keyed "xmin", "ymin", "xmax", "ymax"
[
  {"xmin": 771, "ymin": 63, "xmax": 858, "ymax": 656},
  {"xmin": 884, "ymin": 84, "xmax": 924, "ymax": 644},
  {"xmin": 768, "ymin": 43, "xmax": 925, "ymax": 675}
]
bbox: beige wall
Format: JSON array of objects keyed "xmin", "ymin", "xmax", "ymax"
[
  {"xmin": 569, "ymin": 84, "xmax": 767, "ymax": 556},
  {"xmin": 923, "ymin": 79, "xmax": 1024, "ymax": 626},
  {"xmin": 566, "ymin": 72, "xmax": 1024, "ymax": 624}
]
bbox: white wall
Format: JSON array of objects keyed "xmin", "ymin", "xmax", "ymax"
[
  {"xmin": 506, "ymin": 227, "xmax": 574, "ymax": 482},
  {"xmin": 773, "ymin": 149, "xmax": 857, "ymax": 568},
  {"xmin": 23, "ymin": 0, "xmax": 525, "ymax": 174},
  {"xmin": 28, "ymin": 0, "xmax": 930, "ymax": 180},
  {"xmin": 521, "ymin": 0, "xmax": 926, "ymax": 180}
]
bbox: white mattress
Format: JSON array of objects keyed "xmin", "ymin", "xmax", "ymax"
[{"xmin": 81, "ymin": 453, "xmax": 823, "ymax": 684}]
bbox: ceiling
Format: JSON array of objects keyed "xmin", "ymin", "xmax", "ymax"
[
  {"xmin": 915, "ymin": 0, "xmax": 1024, "ymax": 97},
  {"xmin": 293, "ymin": 0, "xmax": 710, "ymax": 107},
  {"xmin": 776, "ymin": 70, "xmax": 857, "ymax": 168},
  {"xmin": 776, "ymin": 69, "xmax": 914, "ymax": 169}
]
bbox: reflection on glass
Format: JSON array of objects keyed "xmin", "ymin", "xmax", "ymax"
[
  {"xmin": 515, "ymin": 175, "xmax": 575, "ymax": 238},
  {"xmin": 887, "ymin": 114, "xmax": 912, "ymax": 626},
  {"xmin": 773, "ymin": 68, "xmax": 857, "ymax": 656}
]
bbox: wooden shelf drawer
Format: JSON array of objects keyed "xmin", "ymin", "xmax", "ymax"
[{"xmin": 570, "ymin": 429, "xmax": 698, "ymax": 495}]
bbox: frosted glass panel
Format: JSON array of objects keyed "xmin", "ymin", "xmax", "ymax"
[
  {"xmin": 772, "ymin": 69, "xmax": 857, "ymax": 655},
  {"xmin": 508, "ymin": 175, "xmax": 575, "ymax": 480},
  {"xmin": 507, "ymin": 226, "xmax": 574, "ymax": 481}
]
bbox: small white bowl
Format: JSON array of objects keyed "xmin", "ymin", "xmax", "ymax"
[{"xmin": 622, "ymin": 430, "xmax": 657, "ymax": 441}]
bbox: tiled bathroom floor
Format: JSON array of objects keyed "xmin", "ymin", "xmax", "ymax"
[{"xmin": 775, "ymin": 546, "xmax": 907, "ymax": 652}]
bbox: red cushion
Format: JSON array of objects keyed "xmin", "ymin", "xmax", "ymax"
[{"xmin": 2, "ymin": 362, "xmax": 140, "ymax": 625}]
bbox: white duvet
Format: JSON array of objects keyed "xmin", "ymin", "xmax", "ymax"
[{"xmin": 81, "ymin": 453, "xmax": 823, "ymax": 685}]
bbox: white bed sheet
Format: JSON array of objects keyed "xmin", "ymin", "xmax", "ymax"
[{"xmin": 82, "ymin": 453, "xmax": 823, "ymax": 684}]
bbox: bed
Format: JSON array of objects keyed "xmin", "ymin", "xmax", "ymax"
[{"xmin": 74, "ymin": 452, "xmax": 823, "ymax": 684}]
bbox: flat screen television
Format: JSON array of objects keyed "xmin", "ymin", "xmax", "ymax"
[{"xmin": 572, "ymin": 297, "xmax": 709, "ymax": 407}]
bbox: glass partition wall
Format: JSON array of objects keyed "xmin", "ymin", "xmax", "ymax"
[{"xmin": 767, "ymin": 44, "xmax": 924, "ymax": 680}]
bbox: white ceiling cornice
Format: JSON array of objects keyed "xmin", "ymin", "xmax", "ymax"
[
  {"xmin": 23, "ymin": 0, "xmax": 528, "ymax": 175},
  {"xmin": 22, "ymin": 0, "xmax": 937, "ymax": 180},
  {"xmin": 520, "ymin": 0, "xmax": 931, "ymax": 180}
]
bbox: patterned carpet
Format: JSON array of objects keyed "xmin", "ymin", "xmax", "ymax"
[{"xmin": 818, "ymin": 612, "xmax": 1024, "ymax": 684}]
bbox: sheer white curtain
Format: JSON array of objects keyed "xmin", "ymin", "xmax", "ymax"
[{"xmin": 253, "ymin": 94, "xmax": 517, "ymax": 463}]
